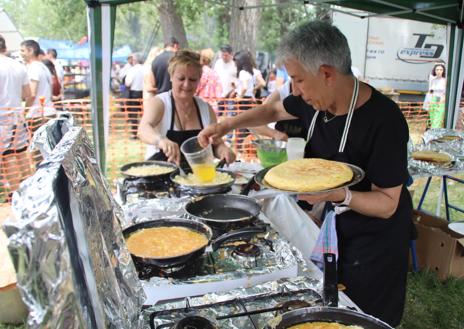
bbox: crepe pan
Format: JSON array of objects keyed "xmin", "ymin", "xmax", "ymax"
[
  {"xmin": 254, "ymin": 162, "xmax": 365, "ymax": 195},
  {"xmin": 185, "ymin": 194, "xmax": 261, "ymax": 229},
  {"xmin": 265, "ymin": 306, "xmax": 392, "ymax": 329},
  {"xmin": 120, "ymin": 160, "xmax": 179, "ymax": 180},
  {"xmin": 169, "ymin": 169, "xmax": 236, "ymax": 195},
  {"xmin": 122, "ymin": 218, "xmax": 265, "ymax": 268}
]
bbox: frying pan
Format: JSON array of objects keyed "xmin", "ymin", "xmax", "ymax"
[
  {"xmin": 122, "ymin": 218, "xmax": 266, "ymax": 268},
  {"xmin": 265, "ymin": 306, "xmax": 392, "ymax": 329},
  {"xmin": 120, "ymin": 160, "xmax": 179, "ymax": 180},
  {"xmin": 169, "ymin": 169, "xmax": 236, "ymax": 195},
  {"xmin": 185, "ymin": 194, "xmax": 261, "ymax": 229}
]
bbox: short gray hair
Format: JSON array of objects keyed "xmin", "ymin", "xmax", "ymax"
[{"xmin": 277, "ymin": 20, "xmax": 352, "ymax": 75}]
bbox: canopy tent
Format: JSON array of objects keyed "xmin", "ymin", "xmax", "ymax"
[
  {"xmin": 0, "ymin": 8, "xmax": 23, "ymax": 52},
  {"xmin": 84, "ymin": 0, "xmax": 464, "ymax": 172},
  {"xmin": 322, "ymin": 0, "xmax": 464, "ymax": 136},
  {"xmin": 38, "ymin": 38, "xmax": 132, "ymax": 61}
]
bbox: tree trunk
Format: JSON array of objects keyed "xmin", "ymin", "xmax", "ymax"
[
  {"xmin": 156, "ymin": 0, "xmax": 188, "ymax": 48},
  {"xmin": 230, "ymin": 0, "xmax": 261, "ymax": 55}
]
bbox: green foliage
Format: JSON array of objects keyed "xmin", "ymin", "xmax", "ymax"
[
  {"xmin": 398, "ymin": 271, "xmax": 464, "ymax": 329},
  {"xmin": 113, "ymin": 1, "xmax": 160, "ymax": 53},
  {"xmin": 0, "ymin": 0, "xmax": 87, "ymax": 41},
  {"xmin": 257, "ymin": 0, "xmax": 316, "ymax": 53}
]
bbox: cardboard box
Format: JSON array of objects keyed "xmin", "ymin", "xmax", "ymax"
[{"xmin": 413, "ymin": 210, "xmax": 464, "ymax": 280}]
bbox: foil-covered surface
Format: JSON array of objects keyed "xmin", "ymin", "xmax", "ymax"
[
  {"xmin": 421, "ymin": 128, "xmax": 464, "ymax": 148},
  {"xmin": 142, "ymin": 223, "xmax": 302, "ymax": 287},
  {"xmin": 4, "ymin": 125, "xmax": 144, "ymax": 328},
  {"xmin": 30, "ymin": 112, "xmax": 74, "ymax": 158},
  {"xmin": 144, "ymin": 276, "xmax": 323, "ymax": 329},
  {"xmin": 408, "ymin": 129, "xmax": 464, "ymax": 177},
  {"xmin": 122, "ymin": 197, "xmax": 191, "ymax": 227},
  {"xmin": 122, "ymin": 197, "xmax": 307, "ymax": 287}
]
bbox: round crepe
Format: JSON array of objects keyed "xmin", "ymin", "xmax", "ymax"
[{"xmin": 264, "ymin": 158, "xmax": 353, "ymax": 192}]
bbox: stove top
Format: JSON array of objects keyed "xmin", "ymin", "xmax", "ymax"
[
  {"xmin": 117, "ymin": 175, "xmax": 238, "ymax": 204},
  {"xmin": 143, "ymin": 276, "xmax": 324, "ymax": 329},
  {"xmin": 140, "ymin": 222, "xmax": 303, "ymax": 305}
]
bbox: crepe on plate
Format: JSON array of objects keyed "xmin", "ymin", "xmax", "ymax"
[
  {"xmin": 264, "ymin": 158, "xmax": 353, "ymax": 192},
  {"xmin": 411, "ymin": 150, "xmax": 452, "ymax": 164}
]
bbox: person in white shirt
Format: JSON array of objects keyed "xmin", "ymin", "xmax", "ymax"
[
  {"xmin": 46, "ymin": 48, "xmax": 64, "ymax": 85},
  {"xmin": 213, "ymin": 45, "xmax": 237, "ymax": 117},
  {"xmin": 125, "ymin": 53, "xmax": 145, "ymax": 138},
  {"xmin": 0, "ymin": 35, "xmax": 32, "ymax": 195},
  {"xmin": 20, "ymin": 39, "xmax": 54, "ymax": 119}
]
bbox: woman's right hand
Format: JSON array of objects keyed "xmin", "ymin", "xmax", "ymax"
[
  {"xmin": 198, "ymin": 122, "xmax": 230, "ymax": 148},
  {"xmin": 158, "ymin": 137, "xmax": 180, "ymax": 165}
]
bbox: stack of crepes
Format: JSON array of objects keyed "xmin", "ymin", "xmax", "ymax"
[{"xmin": 264, "ymin": 158, "xmax": 353, "ymax": 192}]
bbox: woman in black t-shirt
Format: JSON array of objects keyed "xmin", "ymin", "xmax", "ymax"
[{"xmin": 199, "ymin": 20, "xmax": 412, "ymax": 327}]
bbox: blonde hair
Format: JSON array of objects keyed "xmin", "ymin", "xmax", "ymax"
[
  {"xmin": 144, "ymin": 46, "xmax": 162, "ymax": 67},
  {"xmin": 200, "ymin": 48, "xmax": 215, "ymax": 66},
  {"xmin": 168, "ymin": 49, "xmax": 202, "ymax": 77}
]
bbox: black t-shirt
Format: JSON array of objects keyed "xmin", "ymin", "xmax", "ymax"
[
  {"xmin": 283, "ymin": 86, "xmax": 413, "ymax": 264},
  {"xmin": 151, "ymin": 50, "xmax": 175, "ymax": 94}
]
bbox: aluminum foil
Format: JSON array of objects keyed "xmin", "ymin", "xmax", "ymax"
[
  {"xmin": 408, "ymin": 143, "xmax": 464, "ymax": 177},
  {"xmin": 422, "ymin": 128, "xmax": 464, "ymax": 146},
  {"xmin": 30, "ymin": 112, "xmax": 74, "ymax": 158},
  {"xmin": 142, "ymin": 223, "xmax": 301, "ymax": 287},
  {"xmin": 122, "ymin": 197, "xmax": 191, "ymax": 228},
  {"xmin": 144, "ymin": 276, "xmax": 322, "ymax": 329},
  {"xmin": 4, "ymin": 126, "xmax": 144, "ymax": 328}
]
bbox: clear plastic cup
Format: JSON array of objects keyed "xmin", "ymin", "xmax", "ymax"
[
  {"xmin": 286, "ymin": 137, "xmax": 306, "ymax": 160},
  {"xmin": 180, "ymin": 136, "xmax": 216, "ymax": 182}
]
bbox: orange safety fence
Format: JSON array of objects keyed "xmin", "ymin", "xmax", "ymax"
[{"xmin": 1, "ymin": 98, "xmax": 463, "ymax": 203}]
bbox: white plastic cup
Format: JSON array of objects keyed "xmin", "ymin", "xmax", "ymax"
[
  {"xmin": 286, "ymin": 137, "xmax": 306, "ymax": 160},
  {"xmin": 180, "ymin": 136, "xmax": 216, "ymax": 182}
]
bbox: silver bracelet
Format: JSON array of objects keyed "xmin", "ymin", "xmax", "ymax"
[{"xmin": 332, "ymin": 187, "xmax": 352, "ymax": 207}]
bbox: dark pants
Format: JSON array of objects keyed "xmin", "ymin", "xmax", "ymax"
[
  {"xmin": 127, "ymin": 90, "xmax": 143, "ymax": 138},
  {"xmin": 339, "ymin": 242, "xmax": 409, "ymax": 327}
]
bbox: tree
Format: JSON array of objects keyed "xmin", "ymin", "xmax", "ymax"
[
  {"xmin": 229, "ymin": 0, "xmax": 261, "ymax": 55},
  {"xmin": 156, "ymin": 0, "xmax": 188, "ymax": 48},
  {"xmin": 257, "ymin": 0, "xmax": 315, "ymax": 54}
]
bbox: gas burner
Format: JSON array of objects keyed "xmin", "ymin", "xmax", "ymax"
[
  {"xmin": 172, "ymin": 315, "xmax": 218, "ymax": 329},
  {"xmin": 276, "ymin": 299, "xmax": 313, "ymax": 314},
  {"xmin": 232, "ymin": 243, "xmax": 261, "ymax": 258},
  {"xmin": 133, "ymin": 258, "xmax": 205, "ymax": 280}
]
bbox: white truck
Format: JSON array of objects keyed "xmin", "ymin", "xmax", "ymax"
[{"xmin": 332, "ymin": 11, "xmax": 448, "ymax": 94}]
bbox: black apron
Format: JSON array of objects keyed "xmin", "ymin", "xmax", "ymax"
[
  {"xmin": 148, "ymin": 93, "xmax": 204, "ymax": 172},
  {"xmin": 305, "ymin": 79, "xmax": 407, "ymax": 327}
]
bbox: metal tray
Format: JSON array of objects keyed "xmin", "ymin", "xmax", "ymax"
[{"xmin": 254, "ymin": 162, "xmax": 365, "ymax": 195}]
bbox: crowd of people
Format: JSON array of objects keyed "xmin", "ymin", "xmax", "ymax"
[
  {"xmin": 109, "ymin": 39, "xmax": 282, "ymax": 158},
  {"xmin": 0, "ymin": 36, "xmax": 66, "ymax": 195}
]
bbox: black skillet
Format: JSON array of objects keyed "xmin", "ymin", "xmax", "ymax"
[
  {"xmin": 265, "ymin": 306, "xmax": 392, "ymax": 329},
  {"xmin": 185, "ymin": 194, "xmax": 262, "ymax": 229},
  {"xmin": 122, "ymin": 218, "xmax": 266, "ymax": 268}
]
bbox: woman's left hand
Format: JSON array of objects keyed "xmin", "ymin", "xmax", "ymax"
[{"xmin": 214, "ymin": 143, "xmax": 236, "ymax": 164}]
